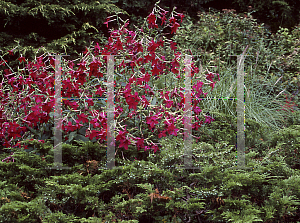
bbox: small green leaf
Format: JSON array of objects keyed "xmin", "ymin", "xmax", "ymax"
[
  {"xmin": 74, "ymin": 134, "xmax": 89, "ymax": 142},
  {"xmin": 78, "ymin": 126, "xmax": 87, "ymax": 135},
  {"xmin": 68, "ymin": 131, "xmax": 77, "ymax": 142},
  {"xmin": 151, "ymin": 97, "xmax": 157, "ymax": 105}
]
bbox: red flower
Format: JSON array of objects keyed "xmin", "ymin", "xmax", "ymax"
[
  {"xmin": 170, "ymin": 41, "xmax": 177, "ymax": 51},
  {"xmin": 8, "ymin": 50, "xmax": 14, "ymax": 55},
  {"xmin": 151, "ymin": 144, "xmax": 159, "ymax": 153},
  {"xmin": 88, "ymin": 130, "xmax": 102, "ymax": 140},
  {"xmin": 125, "ymin": 92, "xmax": 140, "ymax": 110},
  {"xmin": 116, "ymin": 127, "xmax": 131, "ymax": 150},
  {"xmin": 157, "ymin": 39, "xmax": 164, "ymax": 47},
  {"xmin": 119, "ymin": 138, "xmax": 131, "ymax": 150},
  {"xmin": 169, "ymin": 17, "xmax": 177, "ymax": 25},
  {"xmin": 65, "ymin": 61, "xmax": 74, "ymax": 70},
  {"xmin": 133, "ymin": 42, "xmax": 143, "ymax": 53},
  {"xmin": 88, "ymin": 59, "xmax": 103, "ymax": 78},
  {"xmin": 147, "ymin": 13, "xmax": 158, "ymax": 29},
  {"xmin": 0, "ymin": 60, "xmax": 8, "ymax": 66},
  {"xmin": 18, "ymin": 56, "xmax": 26, "ymax": 63},
  {"xmin": 63, "ymin": 121, "xmax": 78, "ymax": 133},
  {"xmin": 171, "ymin": 22, "xmax": 180, "ymax": 34},
  {"xmin": 158, "ymin": 130, "xmax": 167, "ymax": 138},
  {"xmin": 146, "ymin": 115, "xmax": 159, "ymax": 129},
  {"xmin": 104, "ymin": 17, "xmax": 110, "ymax": 28},
  {"xmin": 151, "ymin": 65, "xmax": 161, "ymax": 76},
  {"xmin": 147, "ymin": 40, "xmax": 160, "ymax": 53},
  {"xmin": 134, "ymin": 137, "xmax": 144, "ymax": 151},
  {"xmin": 164, "ymin": 99, "xmax": 173, "ymax": 108},
  {"xmin": 160, "ymin": 15, "xmax": 167, "ymax": 26},
  {"xmin": 77, "ymin": 113, "xmax": 89, "ymax": 124},
  {"xmin": 177, "ymin": 13, "xmax": 185, "ymax": 23},
  {"xmin": 95, "ymin": 86, "xmax": 105, "ymax": 96},
  {"xmin": 193, "ymin": 120, "xmax": 203, "ymax": 131},
  {"xmin": 113, "ymin": 38, "xmax": 123, "ymax": 51},
  {"xmin": 204, "ymin": 115, "xmax": 215, "ymax": 124},
  {"xmin": 83, "ymin": 47, "xmax": 89, "ymax": 56}
]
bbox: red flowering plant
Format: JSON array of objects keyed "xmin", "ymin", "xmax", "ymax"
[{"xmin": 0, "ymin": 3, "xmax": 220, "ymax": 158}]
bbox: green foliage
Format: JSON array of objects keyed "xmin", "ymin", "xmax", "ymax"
[
  {"xmin": 1, "ymin": 3, "xmax": 300, "ymax": 222},
  {"xmin": 268, "ymin": 124, "xmax": 300, "ymax": 169},
  {"xmin": 1, "ymin": 110, "xmax": 300, "ymax": 222},
  {"xmin": 200, "ymin": 0, "xmax": 300, "ymax": 33},
  {"xmin": 0, "ymin": 0, "xmax": 128, "ymax": 73},
  {"xmin": 230, "ymin": 0, "xmax": 300, "ymax": 32},
  {"xmin": 172, "ymin": 9, "xmax": 299, "ymax": 132}
]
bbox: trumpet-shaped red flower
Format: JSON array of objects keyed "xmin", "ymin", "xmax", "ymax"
[
  {"xmin": 160, "ymin": 13, "xmax": 167, "ymax": 26},
  {"xmin": 104, "ymin": 17, "xmax": 110, "ymax": 28},
  {"xmin": 135, "ymin": 137, "xmax": 145, "ymax": 150},
  {"xmin": 171, "ymin": 22, "xmax": 180, "ymax": 34},
  {"xmin": 113, "ymin": 37, "xmax": 123, "ymax": 51},
  {"xmin": 88, "ymin": 59, "xmax": 103, "ymax": 78},
  {"xmin": 178, "ymin": 13, "xmax": 185, "ymax": 23},
  {"xmin": 18, "ymin": 56, "xmax": 26, "ymax": 63},
  {"xmin": 147, "ymin": 13, "xmax": 158, "ymax": 29},
  {"xmin": 146, "ymin": 115, "xmax": 159, "ymax": 129},
  {"xmin": 116, "ymin": 126, "xmax": 131, "ymax": 150},
  {"xmin": 8, "ymin": 50, "xmax": 14, "ymax": 55}
]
